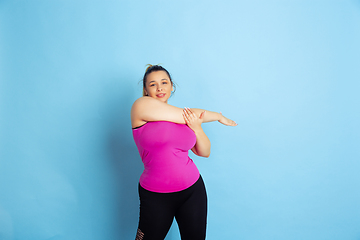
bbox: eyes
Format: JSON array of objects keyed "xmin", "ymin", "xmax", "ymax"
[{"xmin": 149, "ymin": 81, "xmax": 168, "ymax": 87}]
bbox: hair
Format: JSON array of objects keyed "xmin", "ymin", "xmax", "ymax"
[{"xmin": 142, "ymin": 64, "xmax": 176, "ymax": 96}]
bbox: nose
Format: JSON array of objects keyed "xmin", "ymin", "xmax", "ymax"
[{"xmin": 157, "ymin": 86, "xmax": 163, "ymax": 91}]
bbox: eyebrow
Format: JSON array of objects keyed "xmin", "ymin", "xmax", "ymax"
[{"xmin": 148, "ymin": 79, "xmax": 169, "ymax": 84}]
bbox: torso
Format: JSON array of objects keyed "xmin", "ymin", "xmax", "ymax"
[{"xmin": 132, "ymin": 121, "xmax": 200, "ymax": 193}]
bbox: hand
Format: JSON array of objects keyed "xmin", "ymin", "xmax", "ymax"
[
  {"xmin": 183, "ymin": 107, "xmax": 205, "ymax": 132},
  {"xmin": 218, "ymin": 112, "xmax": 237, "ymax": 126}
]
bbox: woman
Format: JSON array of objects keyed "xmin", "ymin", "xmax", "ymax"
[{"xmin": 131, "ymin": 65, "xmax": 237, "ymax": 240}]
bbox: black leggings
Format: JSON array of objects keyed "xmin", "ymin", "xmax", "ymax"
[{"xmin": 135, "ymin": 176, "xmax": 207, "ymax": 240}]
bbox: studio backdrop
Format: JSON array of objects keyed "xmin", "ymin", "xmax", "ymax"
[{"xmin": 1, "ymin": 0, "xmax": 359, "ymax": 240}]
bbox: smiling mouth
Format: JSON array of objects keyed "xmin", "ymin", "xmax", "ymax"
[{"xmin": 156, "ymin": 93, "xmax": 166, "ymax": 98}]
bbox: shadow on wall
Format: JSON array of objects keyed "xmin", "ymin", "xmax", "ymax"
[{"xmin": 103, "ymin": 75, "xmax": 143, "ymax": 239}]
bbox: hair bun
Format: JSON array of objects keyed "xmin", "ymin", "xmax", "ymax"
[{"xmin": 145, "ymin": 64, "xmax": 153, "ymax": 72}]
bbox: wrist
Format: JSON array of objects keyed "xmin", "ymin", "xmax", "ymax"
[
  {"xmin": 192, "ymin": 126, "xmax": 204, "ymax": 135},
  {"xmin": 218, "ymin": 113, "xmax": 225, "ymax": 122}
]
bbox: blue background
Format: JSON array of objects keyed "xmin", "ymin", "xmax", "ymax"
[{"xmin": 1, "ymin": 1, "xmax": 360, "ymax": 239}]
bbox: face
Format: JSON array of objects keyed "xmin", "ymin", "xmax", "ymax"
[{"xmin": 144, "ymin": 70, "xmax": 173, "ymax": 103}]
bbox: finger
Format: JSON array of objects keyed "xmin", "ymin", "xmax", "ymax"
[
  {"xmin": 183, "ymin": 110, "xmax": 189, "ymax": 119},
  {"xmin": 183, "ymin": 109, "xmax": 193, "ymax": 122},
  {"xmin": 184, "ymin": 107, "xmax": 191, "ymax": 118},
  {"xmin": 185, "ymin": 108, "xmax": 196, "ymax": 120},
  {"xmin": 189, "ymin": 108, "xmax": 199, "ymax": 119},
  {"xmin": 183, "ymin": 108, "xmax": 190, "ymax": 117},
  {"xmin": 183, "ymin": 111, "xmax": 193, "ymax": 122},
  {"xmin": 199, "ymin": 111, "xmax": 205, "ymax": 120},
  {"xmin": 185, "ymin": 107, "xmax": 195, "ymax": 116},
  {"xmin": 182, "ymin": 113, "xmax": 190, "ymax": 124}
]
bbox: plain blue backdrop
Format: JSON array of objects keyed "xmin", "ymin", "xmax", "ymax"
[{"xmin": 1, "ymin": 0, "xmax": 360, "ymax": 239}]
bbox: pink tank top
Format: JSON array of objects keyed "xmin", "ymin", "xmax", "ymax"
[{"xmin": 132, "ymin": 121, "xmax": 200, "ymax": 193}]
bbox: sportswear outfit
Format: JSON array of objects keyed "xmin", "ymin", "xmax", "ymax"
[{"xmin": 132, "ymin": 121, "xmax": 207, "ymax": 240}]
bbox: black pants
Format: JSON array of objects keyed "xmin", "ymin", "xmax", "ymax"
[{"xmin": 135, "ymin": 176, "xmax": 207, "ymax": 240}]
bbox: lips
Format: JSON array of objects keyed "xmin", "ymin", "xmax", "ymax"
[{"xmin": 156, "ymin": 93, "xmax": 166, "ymax": 98}]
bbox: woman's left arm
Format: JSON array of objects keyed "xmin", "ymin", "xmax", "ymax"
[{"xmin": 183, "ymin": 108, "xmax": 211, "ymax": 158}]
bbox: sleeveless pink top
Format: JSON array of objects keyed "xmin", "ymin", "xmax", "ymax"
[{"xmin": 132, "ymin": 121, "xmax": 200, "ymax": 193}]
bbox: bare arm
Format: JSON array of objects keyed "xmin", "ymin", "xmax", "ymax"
[
  {"xmin": 131, "ymin": 97, "xmax": 237, "ymax": 128},
  {"xmin": 183, "ymin": 108, "xmax": 211, "ymax": 157},
  {"xmin": 131, "ymin": 97, "xmax": 237, "ymax": 157},
  {"xmin": 183, "ymin": 108, "xmax": 237, "ymax": 157},
  {"xmin": 131, "ymin": 97, "xmax": 185, "ymax": 128},
  {"xmin": 191, "ymin": 108, "xmax": 237, "ymax": 126}
]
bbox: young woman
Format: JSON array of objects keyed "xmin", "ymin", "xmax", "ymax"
[{"xmin": 131, "ymin": 65, "xmax": 237, "ymax": 240}]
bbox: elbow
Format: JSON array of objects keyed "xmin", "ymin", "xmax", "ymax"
[
  {"xmin": 203, "ymin": 146, "xmax": 211, "ymax": 158},
  {"xmin": 196, "ymin": 151, "xmax": 210, "ymax": 158},
  {"xmin": 193, "ymin": 142, "xmax": 211, "ymax": 158},
  {"xmin": 202, "ymin": 151, "xmax": 211, "ymax": 158}
]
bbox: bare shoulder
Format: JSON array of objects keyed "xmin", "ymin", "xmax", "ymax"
[
  {"xmin": 131, "ymin": 96, "xmax": 156, "ymax": 111},
  {"xmin": 131, "ymin": 96, "xmax": 147, "ymax": 115},
  {"xmin": 133, "ymin": 96, "xmax": 151, "ymax": 103},
  {"xmin": 131, "ymin": 97, "xmax": 157, "ymax": 127},
  {"xmin": 130, "ymin": 97, "xmax": 147, "ymax": 128},
  {"xmin": 132, "ymin": 96, "xmax": 159, "ymax": 105}
]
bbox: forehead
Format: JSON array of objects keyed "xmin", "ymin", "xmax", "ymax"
[{"xmin": 147, "ymin": 70, "xmax": 170, "ymax": 82}]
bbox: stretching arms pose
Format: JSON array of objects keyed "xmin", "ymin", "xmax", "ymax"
[
  {"xmin": 131, "ymin": 70, "xmax": 237, "ymax": 157},
  {"xmin": 131, "ymin": 65, "xmax": 237, "ymax": 240}
]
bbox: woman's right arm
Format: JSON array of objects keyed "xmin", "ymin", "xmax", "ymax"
[
  {"xmin": 131, "ymin": 97, "xmax": 237, "ymax": 128},
  {"xmin": 131, "ymin": 97, "xmax": 186, "ymax": 127}
]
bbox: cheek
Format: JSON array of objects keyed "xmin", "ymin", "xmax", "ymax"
[
  {"xmin": 144, "ymin": 87, "xmax": 152, "ymax": 96},
  {"xmin": 146, "ymin": 87, "xmax": 155, "ymax": 95}
]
